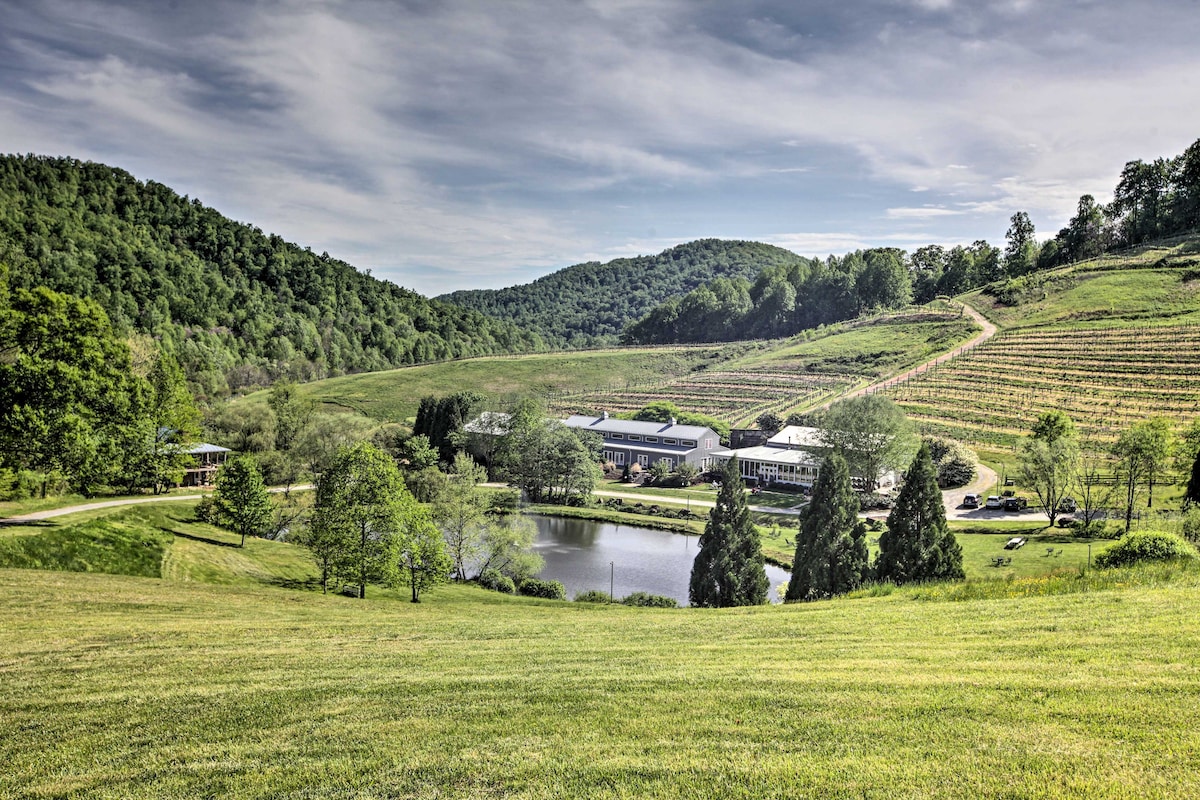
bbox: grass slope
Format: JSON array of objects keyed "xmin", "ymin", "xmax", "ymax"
[
  {"xmin": 3, "ymin": 568, "xmax": 1200, "ymax": 798},
  {"xmin": 255, "ymin": 311, "xmax": 978, "ymax": 429}
]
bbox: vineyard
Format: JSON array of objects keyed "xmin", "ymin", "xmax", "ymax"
[
  {"xmin": 552, "ymin": 314, "xmax": 979, "ymax": 426},
  {"xmin": 886, "ymin": 324, "xmax": 1200, "ymax": 451}
]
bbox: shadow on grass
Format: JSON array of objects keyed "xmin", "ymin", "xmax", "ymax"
[
  {"xmin": 269, "ymin": 576, "xmax": 324, "ymax": 591},
  {"xmin": 0, "ymin": 519, "xmax": 57, "ymax": 529},
  {"xmin": 167, "ymin": 529, "xmax": 241, "ymax": 549}
]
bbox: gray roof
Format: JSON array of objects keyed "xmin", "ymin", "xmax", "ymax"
[
  {"xmin": 183, "ymin": 443, "xmax": 232, "ymax": 455},
  {"xmin": 563, "ymin": 414, "xmax": 715, "ymax": 440},
  {"xmin": 463, "ymin": 411, "xmax": 511, "ymax": 436}
]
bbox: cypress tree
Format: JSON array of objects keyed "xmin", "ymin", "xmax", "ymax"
[
  {"xmin": 875, "ymin": 442, "xmax": 964, "ymax": 584},
  {"xmin": 786, "ymin": 452, "xmax": 868, "ymax": 601},
  {"xmin": 689, "ymin": 457, "xmax": 770, "ymax": 607}
]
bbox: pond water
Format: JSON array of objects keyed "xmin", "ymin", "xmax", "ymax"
[{"xmin": 531, "ymin": 515, "xmax": 791, "ymax": 606}]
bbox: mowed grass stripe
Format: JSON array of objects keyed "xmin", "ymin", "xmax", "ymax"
[{"xmin": 3, "ymin": 570, "xmax": 1200, "ymax": 798}]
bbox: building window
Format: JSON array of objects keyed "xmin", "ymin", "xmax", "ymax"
[
  {"xmin": 629, "ymin": 435, "xmax": 642, "ymax": 442},
  {"xmin": 612, "ymin": 433, "xmax": 624, "ymax": 440},
  {"xmin": 638, "ymin": 454, "xmax": 648, "ymax": 466},
  {"xmin": 645, "ymin": 436, "xmax": 658, "ymax": 443},
  {"xmin": 663, "ymin": 438, "xmax": 677, "ymax": 445},
  {"xmin": 705, "ymin": 438, "xmax": 713, "ymax": 449},
  {"xmin": 616, "ymin": 452, "xmax": 626, "ymax": 465},
  {"xmin": 682, "ymin": 440, "xmax": 696, "ymax": 447}
]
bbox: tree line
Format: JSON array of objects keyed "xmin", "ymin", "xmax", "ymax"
[{"xmin": 0, "ymin": 154, "xmax": 544, "ymax": 403}]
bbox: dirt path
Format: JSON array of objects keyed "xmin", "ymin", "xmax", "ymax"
[
  {"xmin": 816, "ymin": 300, "xmax": 999, "ymax": 411},
  {"xmin": 3, "ymin": 485, "xmax": 314, "ymax": 523}
]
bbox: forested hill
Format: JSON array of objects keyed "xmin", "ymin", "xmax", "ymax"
[
  {"xmin": 0, "ymin": 154, "xmax": 544, "ymax": 401},
  {"xmin": 438, "ymin": 240, "xmax": 811, "ymax": 347}
]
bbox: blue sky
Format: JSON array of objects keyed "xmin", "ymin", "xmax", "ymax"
[{"xmin": 2, "ymin": 0, "xmax": 1198, "ymax": 295}]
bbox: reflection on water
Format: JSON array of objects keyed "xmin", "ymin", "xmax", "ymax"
[{"xmin": 532, "ymin": 515, "xmax": 790, "ymax": 606}]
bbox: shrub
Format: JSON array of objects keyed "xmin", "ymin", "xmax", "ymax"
[
  {"xmin": 1182, "ymin": 508, "xmax": 1200, "ymax": 544},
  {"xmin": 517, "ymin": 577, "xmax": 566, "ymax": 600},
  {"xmin": 487, "ymin": 489, "xmax": 520, "ymax": 515},
  {"xmin": 194, "ymin": 494, "xmax": 222, "ymax": 525},
  {"xmin": 574, "ymin": 590, "xmax": 611, "ymax": 603},
  {"xmin": 922, "ymin": 436, "xmax": 977, "ymax": 488},
  {"xmin": 1094, "ymin": 531, "xmax": 1198, "ymax": 569},
  {"xmin": 478, "ymin": 568, "xmax": 515, "ymax": 594},
  {"xmin": 620, "ymin": 591, "xmax": 678, "ymax": 608}
]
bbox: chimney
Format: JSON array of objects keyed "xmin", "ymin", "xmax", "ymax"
[
  {"xmin": 602, "ymin": 411, "xmax": 609, "ymax": 419},
  {"xmin": 669, "ymin": 417, "xmax": 676, "ymax": 426}
]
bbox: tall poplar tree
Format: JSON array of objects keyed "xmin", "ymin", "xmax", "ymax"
[
  {"xmin": 689, "ymin": 457, "xmax": 769, "ymax": 608},
  {"xmin": 786, "ymin": 452, "xmax": 868, "ymax": 601},
  {"xmin": 875, "ymin": 443, "xmax": 964, "ymax": 585}
]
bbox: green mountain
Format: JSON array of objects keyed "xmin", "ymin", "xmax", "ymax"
[
  {"xmin": 438, "ymin": 239, "xmax": 810, "ymax": 347},
  {"xmin": 0, "ymin": 154, "xmax": 544, "ymax": 401}
]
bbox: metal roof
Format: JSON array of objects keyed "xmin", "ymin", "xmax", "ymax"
[
  {"xmin": 720, "ymin": 445, "xmax": 821, "ymax": 467},
  {"xmin": 563, "ymin": 414, "xmax": 715, "ymax": 440},
  {"xmin": 183, "ymin": 443, "xmax": 232, "ymax": 454},
  {"xmin": 766, "ymin": 425, "xmax": 825, "ymax": 450}
]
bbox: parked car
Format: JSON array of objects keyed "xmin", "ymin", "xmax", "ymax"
[
  {"xmin": 962, "ymin": 493, "xmax": 981, "ymax": 509},
  {"xmin": 1057, "ymin": 497, "xmax": 1078, "ymax": 514},
  {"xmin": 1004, "ymin": 537, "xmax": 1027, "ymax": 550},
  {"xmin": 984, "ymin": 496, "xmax": 1003, "ymax": 510},
  {"xmin": 1003, "ymin": 497, "xmax": 1028, "ymax": 511}
]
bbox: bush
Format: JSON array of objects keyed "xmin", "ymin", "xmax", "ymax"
[
  {"xmin": 923, "ymin": 436, "xmax": 977, "ymax": 488},
  {"xmin": 194, "ymin": 494, "xmax": 222, "ymax": 525},
  {"xmin": 574, "ymin": 589, "xmax": 611, "ymax": 603},
  {"xmin": 517, "ymin": 577, "xmax": 566, "ymax": 600},
  {"xmin": 620, "ymin": 591, "xmax": 678, "ymax": 608},
  {"xmin": 1182, "ymin": 508, "xmax": 1200, "ymax": 544},
  {"xmin": 478, "ymin": 568, "xmax": 515, "ymax": 594},
  {"xmin": 1094, "ymin": 531, "xmax": 1198, "ymax": 569},
  {"xmin": 487, "ymin": 489, "xmax": 520, "ymax": 515}
]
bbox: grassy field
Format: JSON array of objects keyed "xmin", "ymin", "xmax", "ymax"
[
  {"xmin": 234, "ymin": 311, "xmax": 979, "ymax": 429},
  {"xmin": 4, "ymin": 560, "xmax": 1200, "ymax": 798}
]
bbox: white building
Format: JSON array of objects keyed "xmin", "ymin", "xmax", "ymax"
[{"xmin": 716, "ymin": 425, "xmax": 897, "ymax": 491}]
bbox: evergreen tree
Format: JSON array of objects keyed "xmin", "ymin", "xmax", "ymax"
[
  {"xmin": 689, "ymin": 457, "xmax": 769, "ymax": 608},
  {"xmin": 1185, "ymin": 451, "xmax": 1200, "ymax": 510},
  {"xmin": 875, "ymin": 443, "xmax": 964, "ymax": 585},
  {"xmin": 212, "ymin": 454, "xmax": 273, "ymax": 548},
  {"xmin": 786, "ymin": 452, "xmax": 868, "ymax": 601}
]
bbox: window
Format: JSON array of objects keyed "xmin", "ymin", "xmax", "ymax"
[
  {"xmin": 637, "ymin": 454, "xmax": 648, "ymax": 466},
  {"xmin": 681, "ymin": 440, "xmax": 696, "ymax": 447},
  {"xmin": 612, "ymin": 433, "xmax": 624, "ymax": 440},
  {"xmin": 628, "ymin": 435, "xmax": 642, "ymax": 442},
  {"xmin": 663, "ymin": 438, "xmax": 677, "ymax": 445},
  {"xmin": 616, "ymin": 452, "xmax": 625, "ymax": 465},
  {"xmin": 705, "ymin": 438, "xmax": 713, "ymax": 449},
  {"xmin": 645, "ymin": 436, "xmax": 658, "ymax": 443}
]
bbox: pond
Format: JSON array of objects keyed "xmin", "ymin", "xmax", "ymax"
[{"xmin": 531, "ymin": 515, "xmax": 791, "ymax": 606}]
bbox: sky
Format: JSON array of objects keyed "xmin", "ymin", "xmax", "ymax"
[{"xmin": 1, "ymin": 0, "xmax": 1198, "ymax": 296}]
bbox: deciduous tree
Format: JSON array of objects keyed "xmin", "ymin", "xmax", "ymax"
[
  {"xmin": 213, "ymin": 454, "xmax": 273, "ymax": 547},
  {"xmin": 816, "ymin": 395, "xmax": 914, "ymax": 492},
  {"xmin": 1019, "ymin": 411, "xmax": 1078, "ymax": 526}
]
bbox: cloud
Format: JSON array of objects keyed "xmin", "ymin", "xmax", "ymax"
[{"xmin": 1, "ymin": 0, "xmax": 1199, "ymax": 293}]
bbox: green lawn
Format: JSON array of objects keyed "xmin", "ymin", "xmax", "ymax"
[{"xmin": 4, "ymin": 564, "xmax": 1200, "ymax": 798}]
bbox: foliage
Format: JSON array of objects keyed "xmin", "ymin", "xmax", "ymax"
[
  {"xmin": 756, "ymin": 412, "xmax": 783, "ymax": 433},
  {"xmin": 476, "ymin": 516, "xmax": 543, "ymax": 583},
  {"xmin": 212, "ymin": 454, "xmax": 273, "ymax": 547},
  {"xmin": 816, "ymin": 395, "xmax": 914, "ymax": 492},
  {"xmin": 389, "ymin": 502, "xmax": 452, "ymax": 603},
  {"xmin": 497, "ymin": 399, "xmax": 600, "ymax": 504},
  {"xmin": 306, "ymin": 442, "xmax": 410, "ymax": 598},
  {"xmin": 922, "ymin": 436, "xmax": 977, "ymax": 488},
  {"xmin": 620, "ymin": 591, "xmax": 679, "ymax": 608},
  {"xmin": 1112, "ymin": 418, "xmax": 1174, "ymax": 532},
  {"xmin": 267, "ymin": 381, "xmax": 314, "ymax": 452},
  {"xmin": 477, "ymin": 568, "xmax": 516, "ymax": 594},
  {"xmin": 574, "ymin": 590, "xmax": 611, "ymax": 603},
  {"xmin": 0, "ymin": 513, "xmax": 171, "ymax": 576},
  {"xmin": 786, "ymin": 452, "xmax": 868, "ymax": 601},
  {"xmin": 876, "ymin": 443, "xmax": 964, "ymax": 585},
  {"xmin": 441, "ymin": 239, "xmax": 808, "ymax": 347},
  {"xmin": 1019, "ymin": 412, "xmax": 1079, "ymax": 524},
  {"xmin": 398, "ymin": 434, "xmax": 439, "ymax": 472},
  {"xmin": 688, "ymin": 457, "xmax": 770, "ymax": 607},
  {"xmin": 433, "ymin": 453, "xmax": 490, "ymax": 580},
  {"xmin": 413, "ymin": 391, "xmax": 485, "ymax": 462},
  {"xmin": 623, "ymin": 247, "xmax": 914, "ymax": 344},
  {"xmin": 517, "ymin": 577, "xmax": 567, "ymax": 600},
  {"xmin": 1093, "ymin": 531, "xmax": 1198, "ymax": 568},
  {"xmin": 0, "ymin": 276, "xmax": 152, "ymax": 495}
]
